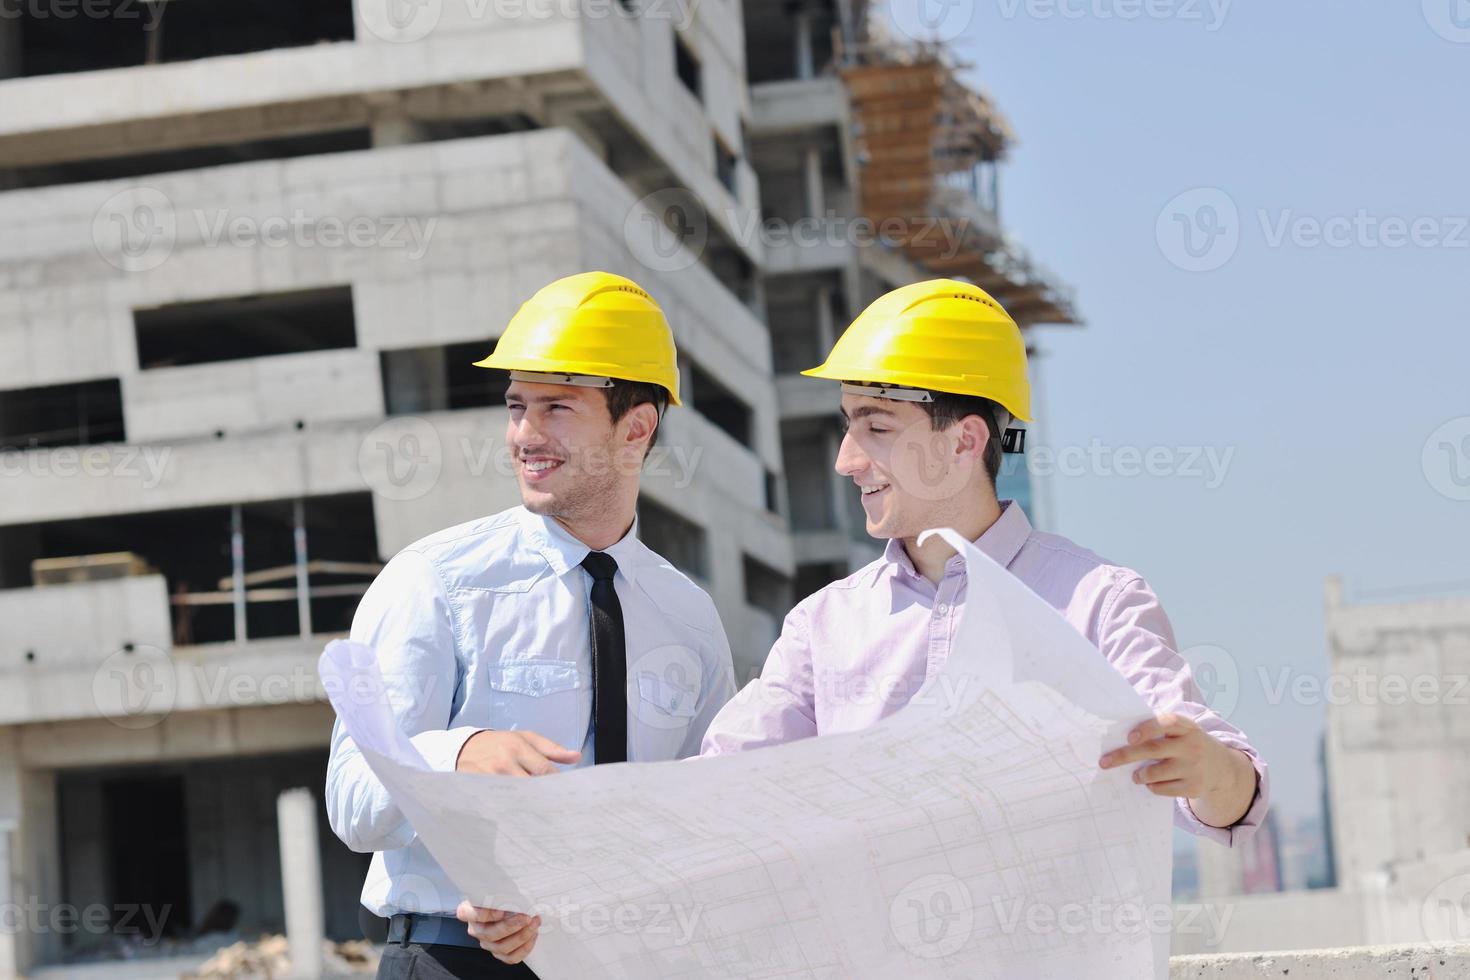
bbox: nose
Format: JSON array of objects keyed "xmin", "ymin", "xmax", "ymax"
[
  {"xmin": 509, "ymin": 411, "xmax": 547, "ymax": 454},
  {"xmin": 834, "ymin": 430, "xmax": 867, "ymax": 479}
]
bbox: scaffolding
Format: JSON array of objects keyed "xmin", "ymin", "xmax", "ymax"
[{"xmin": 835, "ymin": 30, "xmax": 1080, "ymax": 326}]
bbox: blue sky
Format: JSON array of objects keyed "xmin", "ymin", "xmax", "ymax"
[{"xmin": 916, "ymin": 1, "xmax": 1470, "ymax": 822}]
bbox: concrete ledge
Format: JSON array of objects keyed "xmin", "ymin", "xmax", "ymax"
[{"xmin": 1170, "ymin": 943, "xmax": 1470, "ymax": 978}]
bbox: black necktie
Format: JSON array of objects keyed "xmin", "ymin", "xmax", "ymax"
[{"xmin": 581, "ymin": 551, "xmax": 627, "ymax": 764}]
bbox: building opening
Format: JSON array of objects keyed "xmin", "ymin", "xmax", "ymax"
[
  {"xmin": 0, "ymin": 493, "xmax": 381, "ymax": 646},
  {"xmin": 55, "ymin": 750, "xmax": 370, "ymax": 964},
  {"xmin": 380, "ymin": 339, "xmax": 510, "ymax": 416},
  {"xmin": 134, "ymin": 287, "xmax": 357, "ymax": 370},
  {"xmin": 0, "ymin": 378, "xmax": 125, "ymax": 450},
  {"xmin": 103, "ymin": 774, "xmax": 193, "ymax": 941},
  {"xmin": 9, "ymin": 0, "xmax": 356, "ymax": 80}
]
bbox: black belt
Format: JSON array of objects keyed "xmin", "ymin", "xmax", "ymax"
[{"xmin": 387, "ymin": 912, "xmax": 481, "ymax": 949}]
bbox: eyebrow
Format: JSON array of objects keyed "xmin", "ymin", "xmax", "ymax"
[
  {"xmin": 505, "ymin": 392, "xmax": 581, "ymax": 406},
  {"xmin": 841, "ymin": 404, "xmax": 899, "ymax": 422}
]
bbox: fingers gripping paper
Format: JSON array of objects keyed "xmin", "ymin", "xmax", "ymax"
[{"xmin": 321, "ymin": 529, "xmax": 1173, "ymax": 978}]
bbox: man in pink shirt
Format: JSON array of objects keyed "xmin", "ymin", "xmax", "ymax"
[{"xmin": 702, "ymin": 278, "xmax": 1266, "ymax": 843}]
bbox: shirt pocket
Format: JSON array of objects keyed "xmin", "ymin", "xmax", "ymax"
[
  {"xmin": 636, "ymin": 671, "xmax": 700, "ymax": 720},
  {"xmin": 484, "ymin": 660, "xmax": 586, "ymax": 751},
  {"xmin": 629, "ymin": 649, "xmax": 703, "ymax": 759}
]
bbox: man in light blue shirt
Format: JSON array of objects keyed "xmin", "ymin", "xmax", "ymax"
[{"xmin": 326, "ymin": 272, "xmax": 737, "ymax": 979}]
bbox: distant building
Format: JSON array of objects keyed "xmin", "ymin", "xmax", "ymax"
[
  {"xmin": 1196, "ymin": 810, "xmax": 1283, "ymax": 899},
  {"xmin": 1175, "ymin": 577, "xmax": 1470, "ymax": 956},
  {"xmin": 1323, "ymin": 576, "xmax": 1470, "ymax": 887}
]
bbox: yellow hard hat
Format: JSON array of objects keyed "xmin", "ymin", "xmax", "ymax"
[
  {"xmin": 474, "ymin": 271, "xmax": 682, "ymax": 405},
  {"xmin": 802, "ymin": 278, "xmax": 1031, "ymax": 422}
]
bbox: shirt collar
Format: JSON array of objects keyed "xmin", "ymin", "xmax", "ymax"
[
  {"xmin": 517, "ymin": 507, "xmax": 643, "ymax": 585},
  {"xmin": 882, "ymin": 500, "xmax": 1033, "ymax": 580}
]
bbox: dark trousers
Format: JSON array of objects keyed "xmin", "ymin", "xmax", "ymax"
[{"xmin": 376, "ymin": 941, "xmax": 539, "ymax": 979}]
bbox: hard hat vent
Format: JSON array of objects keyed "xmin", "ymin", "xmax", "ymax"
[
  {"xmin": 949, "ymin": 292, "xmax": 1004, "ymax": 314},
  {"xmin": 585, "ymin": 282, "xmax": 654, "ymax": 305}
]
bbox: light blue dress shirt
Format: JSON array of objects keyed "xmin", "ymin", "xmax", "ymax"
[{"xmin": 326, "ymin": 505, "xmax": 737, "ymax": 916}]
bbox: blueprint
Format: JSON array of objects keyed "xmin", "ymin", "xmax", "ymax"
[{"xmin": 320, "ymin": 528, "xmax": 1173, "ymax": 978}]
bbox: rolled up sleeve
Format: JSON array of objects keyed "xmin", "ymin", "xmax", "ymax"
[
  {"xmin": 1095, "ymin": 573, "xmax": 1270, "ymax": 847},
  {"xmin": 325, "ymin": 550, "xmax": 475, "ymax": 853}
]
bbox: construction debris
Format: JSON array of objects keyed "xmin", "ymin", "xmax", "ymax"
[{"xmin": 182, "ymin": 936, "xmax": 379, "ymax": 980}]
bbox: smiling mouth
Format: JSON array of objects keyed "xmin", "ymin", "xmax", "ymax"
[
  {"xmin": 520, "ymin": 458, "xmax": 565, "ymax": 477},
  {"xmin": 859, "ymin": 483, "xmax": 890, "ymax": 496}
]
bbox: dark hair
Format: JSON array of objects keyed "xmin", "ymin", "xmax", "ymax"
[
  {"xmin": 603, "ymin": 381, "xmax": 669, "ymax": 456},
  {"xmin": 919, "ymin": 392, "xmax": 1005, "ymax": 487}
]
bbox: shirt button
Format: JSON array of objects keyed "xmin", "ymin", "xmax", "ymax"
[
  {"xmin": 530, "ymin": 677, "xmax": 543, "ymax": 692},
  {"xmin": 935, "ymin": 603, "xmax": 950, "ymax": 617}
]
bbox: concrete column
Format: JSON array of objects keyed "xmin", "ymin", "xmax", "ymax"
[
  {"xmin": 277, "ymin": 788, "xmax": 324, "ymax": 980},
  {"xmin": 803, "ymin": 145, "xmax": 826, "ymax": 221},
  {"xmin": 293, "ymin": 499, "xmax": 312, "ymax": 638},
  {"xmin": 20, "ymin": 771, "xmax": 60, "ymax": 969},
  {"xmin": 677, "ymin": 355, "xmax": 695, "ymax": 406},
  {"xmin": 794, "ymin": 10, "xmax": 814, "ymax": 80},
  {"xmin": 814, "ymin": 286, "xmax": 836, "ymax": 356},
  {"xmin": 0, "ymin": 14, "xmax": 20, "ymax": 81},
  {"xmin": 231, "ymin": 504, "xmax": 247, "ymax": 645},
  {"xmin": 0, "ymin": 821, "xmax": 16, "ymax": 980},
  {"xmin": 0, "ymin": 750, "xmax": 60, "ymax": 977}
]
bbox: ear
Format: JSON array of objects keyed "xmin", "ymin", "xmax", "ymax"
[
  {"xmin": 621, "ymin": 401, "xmax": 660, "ymax": 451},
  {"xmin": 952, "ymin": 414, "xmax": 991, "ymax": 464}
]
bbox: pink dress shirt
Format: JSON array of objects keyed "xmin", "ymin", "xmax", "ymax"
[{"xmin": 701, "ymin": 501, "xmax": 1269, "ymax": 846}]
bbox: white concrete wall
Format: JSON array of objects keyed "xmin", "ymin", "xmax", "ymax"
[
  {"xmin": 1, "ymin": 627, "xmax": 333, "ymax": 728},
  {"xmin": 1325, "ymin": 587, "xmax": 1470, "ymax": 888},
  {"xmin": 1171, "ymin": 890, "xmax": 1369, "ymax": 956},
  {"xmin": 750, "ymin": 78, "xmax": 846, "ymax": 132},
  {"xmin": 1172, "ymin": 849, "xmax": 1470, "ymax": 956},
  {"xmin": 124, "ymin": 349, "xmax": 385, "ymax": 443},
  {"xmin": 0, "ymin": 575, "xmax": 171, "ymax": 669},
  {"xmin": 10, "ymin": 702, "xmax": 335, "ymax": 773},
  {"xmin": 2, "ymin": 129, "xmax": 777, "ymax": 459},
  {"xmin": 1171, "ymin": 943, "xmax": 1470, "ymax": 979}
]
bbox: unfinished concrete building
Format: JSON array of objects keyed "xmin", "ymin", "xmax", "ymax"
[
  {"xmin": 0, "ymin": 1, "xmax": 1076, "ymax": 974},
  {"xmin": 1178, "ymin": 580, "xmax": 1470, "ymax": 955}
]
